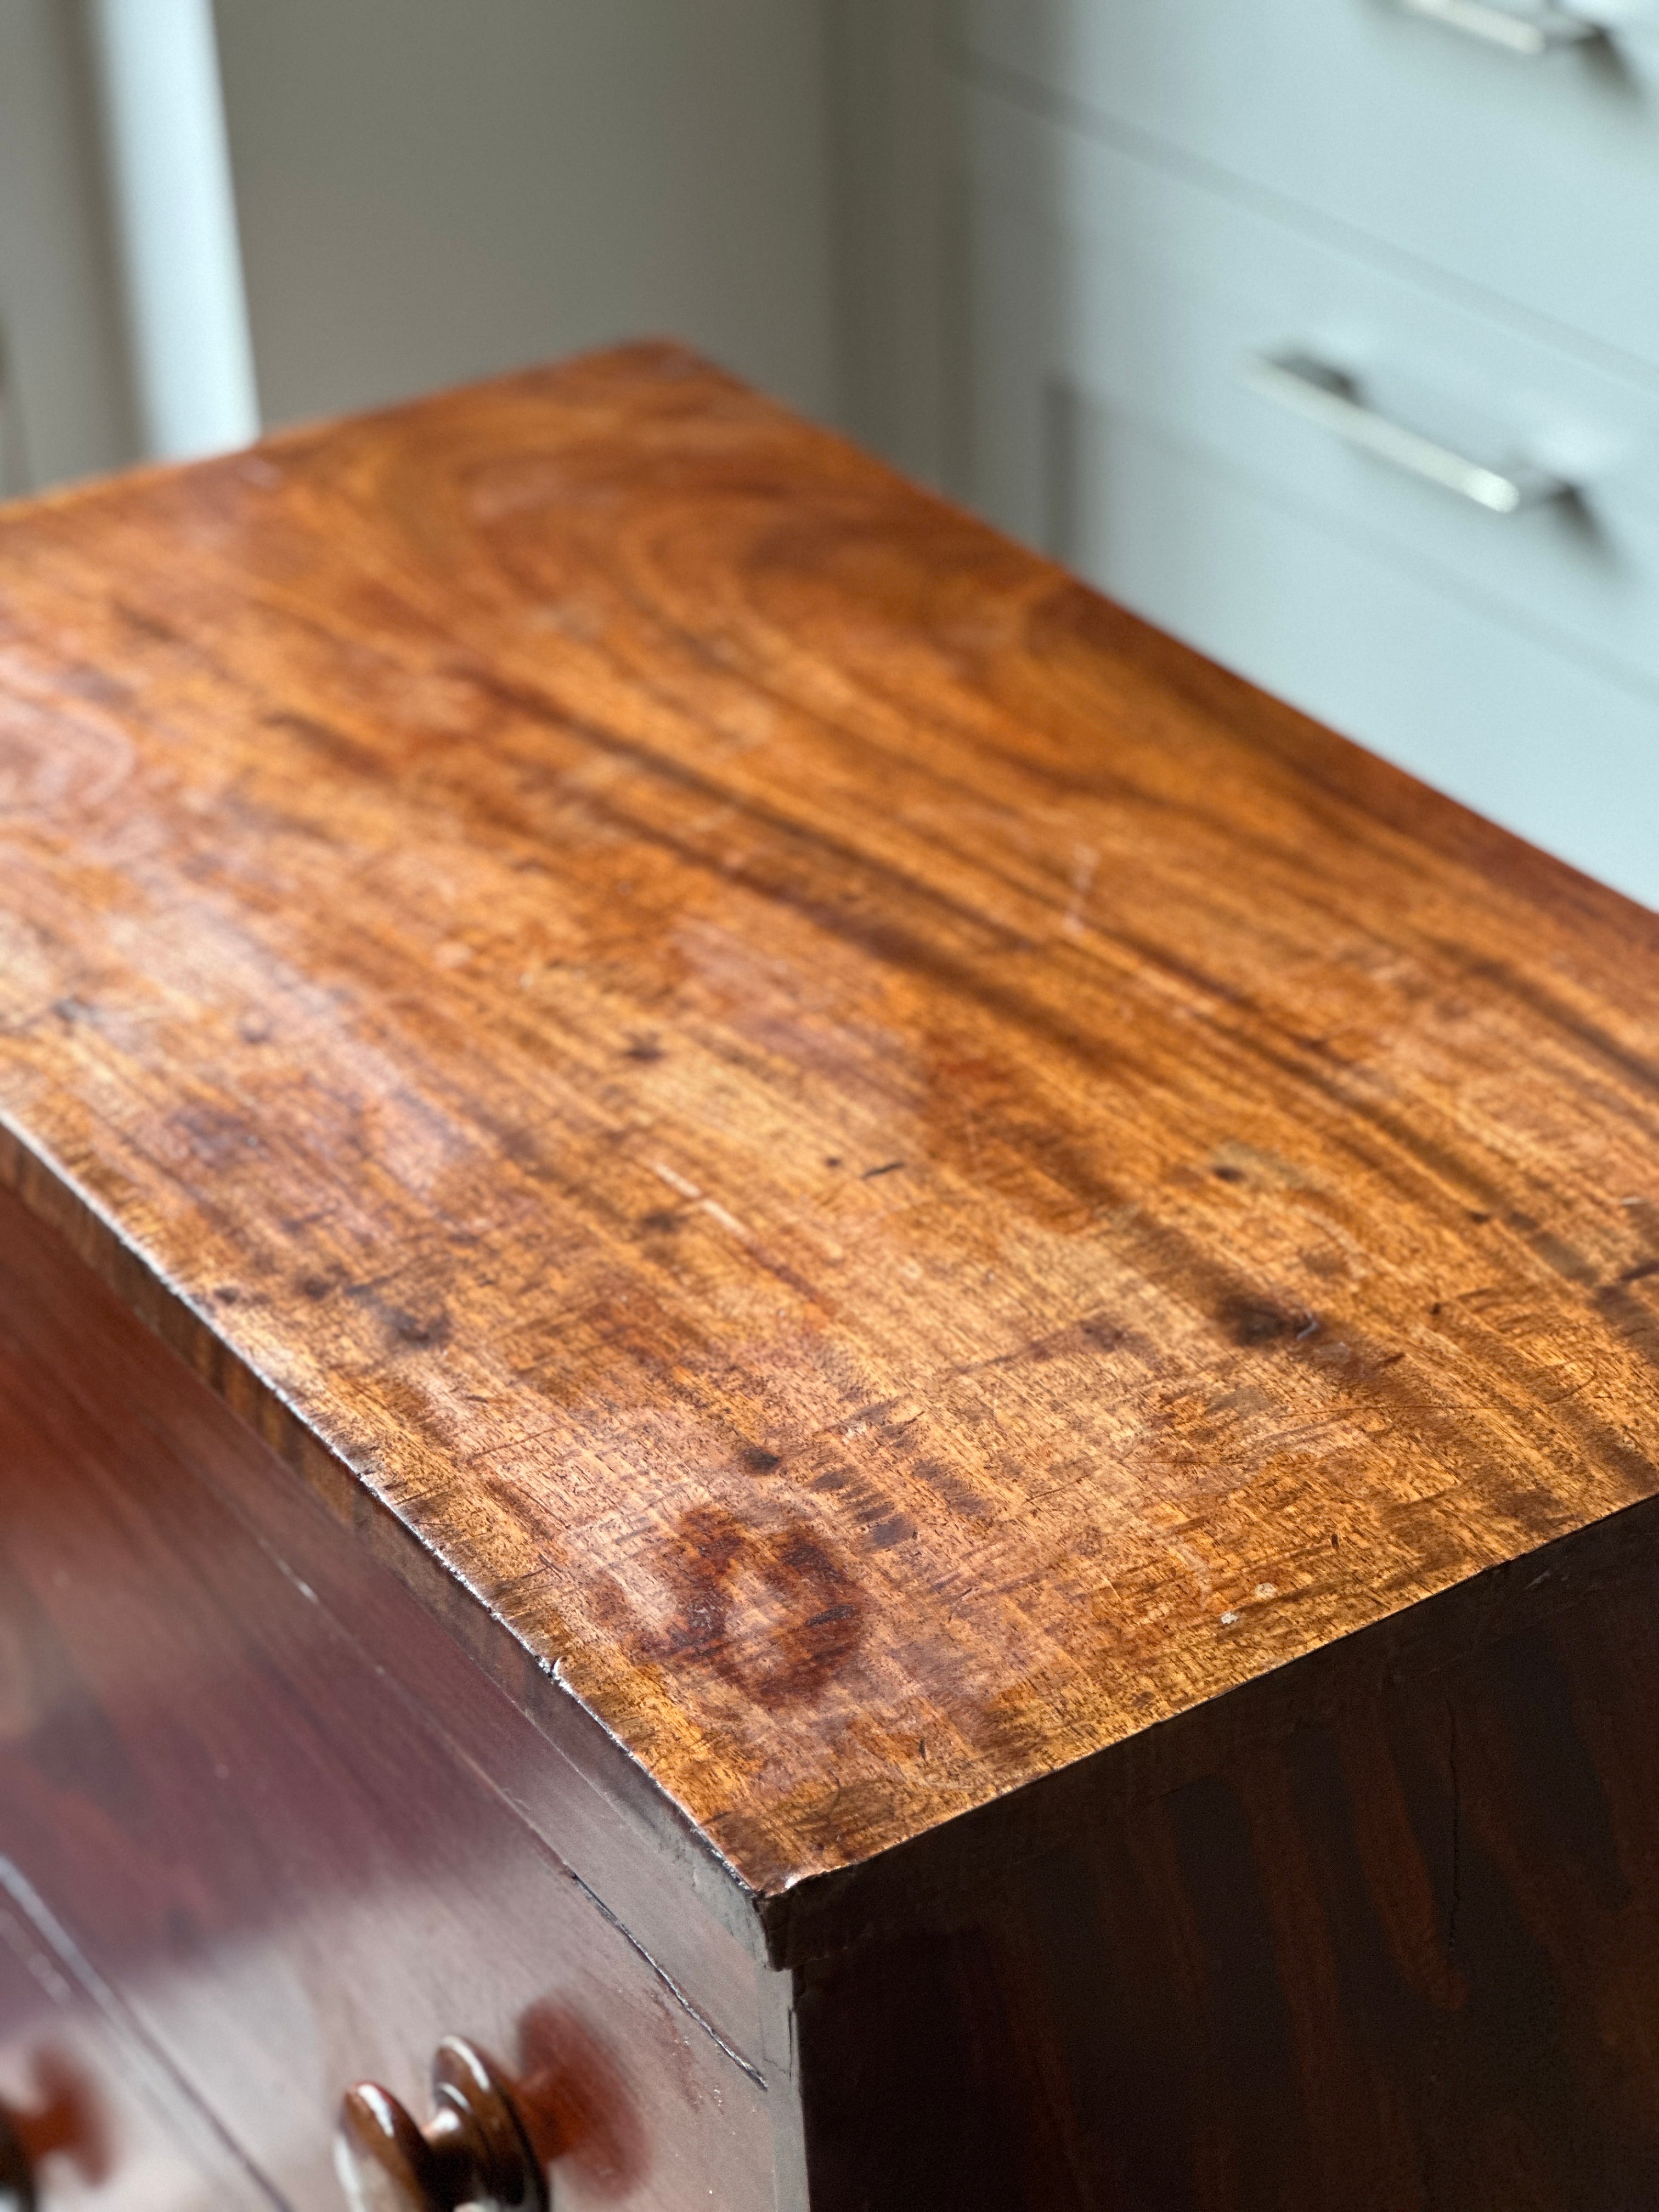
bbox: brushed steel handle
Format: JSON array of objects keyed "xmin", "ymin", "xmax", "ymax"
[
  {"xmin": 0, "ymin": 2107, "xmax": 33, "ymax": 2212},
  {"xmin": 1399, "ymin": 0, "xmax": 1598, "ymax": 53},
  {"xmin": 334, "ymin": 2038, "xmax": 545, "ymax": 2212},
  {"xmin": 1241, "ymin": 350, "xmax": 1566, "ymax": 514}
]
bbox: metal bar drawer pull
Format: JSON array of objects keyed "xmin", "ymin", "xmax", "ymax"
[
  {"xmin": 1242, "ymin": 351, "xmax": 1566, "ymax": 514},
  {"xmin": 1398, "ymin": 0, "xmax": 1598, "ymax": 54}
]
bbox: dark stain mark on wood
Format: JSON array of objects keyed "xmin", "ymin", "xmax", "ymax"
[
  {"xmin": 168, "ymin": 1104, "xmax": 267, "ymax": 1168},
  {"xmin": 342, "ymin": 1282, "xmax": 453, "ymax": 1352},
  {"xmin": 638, "ymin": 1505, "xmax": 866, "ymax": 1711},
  {"xmin": 263, "ymin": 708, "xmax": 386, "ymax": 783},
  {"xmin": 910, "ymin": 1461, "xmax": 998, "ymax": 1522},
  {"xmin": 1216, "ymin": 1294, "xmax": 1314, "ymax": 1349}
]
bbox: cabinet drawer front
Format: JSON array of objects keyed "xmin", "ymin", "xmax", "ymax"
[
  {"xmin": 0, "ymin": 1201, "xmax": 777, "ymax": 2211},
  {"xmin": 963, "ymin": 89, "xmax": 1659, "ymax": 907},
  {"xmin": 957, "ymin": 0, "xmax": 1659, "ymax": 374},
  {"xmin": 0, "ymin": 1866, "xmax": 269, "ymax": 2210}
]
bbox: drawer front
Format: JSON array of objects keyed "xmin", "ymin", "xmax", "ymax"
[
  {"xmin": 956, "ymin": 0, "xmax": 1659, "ymax": 372},
  {"xmin": 0, "ymin": 1864, "xmax": 268, "ymax": 2210},
  {"xmin": 0, "ymin": 1199, "xmax": 780, "ymax": 2211},
  {"xmin": 963, "ymin": 88, "xmax": 1659, "ymax": 907}
]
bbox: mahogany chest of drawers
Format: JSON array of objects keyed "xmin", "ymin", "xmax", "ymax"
[{"xmin": 3, "ymin": 344, "xmax": 1659, "ymax": 2209}]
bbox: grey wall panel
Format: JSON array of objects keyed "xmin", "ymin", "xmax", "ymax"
[
  {"xmin": 0, "ymin": 0, "xmax": 136, "ymax": 491},
  {"xmin": 825, "ymin": 0, "xmax": 955, "ymax": 486},
  {"xmin": 213, "ymin": 0, "xmax": 843, "ymax": 431}
]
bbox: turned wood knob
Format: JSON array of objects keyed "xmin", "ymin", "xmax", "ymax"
[
  {"xmin": 0, "ymin": 2106, "xmax": 33, "ymax": 2212},
  {"xmin": 334, "ymin": 2038, "xmax": 545, "ymax": 2212}
]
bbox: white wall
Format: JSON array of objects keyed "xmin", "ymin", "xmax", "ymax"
[
  {"xmin": 211, "ymin": 0, "xmax": 844, "ymax": 431},
  {"xmin": 86, "ymin": 0, "xmax": 259, "ymax": 461},
  {"xmin": 0, "ymin": 0, "xmax": 134, "ymax": 491}
]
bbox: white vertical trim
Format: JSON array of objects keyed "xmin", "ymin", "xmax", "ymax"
[{"xmin": 86, "ymin": 0, "xmax": 259, "ymax": 460}]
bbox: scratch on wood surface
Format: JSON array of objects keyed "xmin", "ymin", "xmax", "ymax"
[
  {"xmin": 650, "ymin": 1160, "xmax": 754, "ymax": 1248},
  {"xmin": 1062, "ymin": 843, "xmax": 1099, "ymax": 940}
]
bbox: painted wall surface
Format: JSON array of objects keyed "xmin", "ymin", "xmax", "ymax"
[
  {"xmin": 0, "ymin": 0, "xmax": 134, "ymax": 491},
  {"xmin": 825, "ymin": 0, "xmax": 952, "ymax": 489},
  {"xmin": 212, "ymin": 0, "xmax": 844, "ymax": 430}
]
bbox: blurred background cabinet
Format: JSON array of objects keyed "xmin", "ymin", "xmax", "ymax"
[
  {"xmin": 0, "ymin": 0, "xmax": 1654, "ymax": 893},
  {"xmin": 0, "ymin": 1863, "xmax": 269, "ymax": 2209},
  {"xmin": 0, "ymin": 2, "xmax": 133, "ymax": 493},
  {"xmin": 939, "ymin": 0, "xmax": 1659, "ymax": 909}
]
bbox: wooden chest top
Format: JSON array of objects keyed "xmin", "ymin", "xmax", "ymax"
[{"xmin": 3, "ymin": 343, "xmax": 1658, "ymax": 1929}]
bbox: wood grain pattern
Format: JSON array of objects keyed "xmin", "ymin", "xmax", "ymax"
[
  {"xmin": 0, "ymin": 1862, "xmax": 274, "ymax": 2210},
  {"xmin": 3, "ymin": 341, "xmax": 1659, "ymax": 1915},
  {"xmin": 0, "ymin": 1176, "xmax": 780, "ymax": 2056},
  {"xmin": 11, "ymin": 1186, "xmax": 1659, "ymax": 2209},
  {"xmin": 0, "ymin": 1183, "xmax": 780, "ymax": 2210},
  {"xmin": 795, "ymin": 1543, "xmax": 1659, "ymax": 2209}
]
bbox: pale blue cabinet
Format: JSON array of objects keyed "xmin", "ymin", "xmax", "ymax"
[{"xmin": 950, "ymin": 2, "xmax": 1659, "ymax": 905}]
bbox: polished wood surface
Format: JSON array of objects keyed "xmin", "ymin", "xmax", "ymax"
[
  {"xmin": 0, "ymin": 1186, "xmax": 779, "ymax": 2210},
  {"xmin": 335, "ymin": 2038, "xmax": 545, "ymax": 2212},
  {"xmin": 796, "ymin": 1537, "xmax": 1659, "ymax": 2210},
  {"xmin": 0, "ymin": 1861, "xmax": 272, "ymax": 2210},
  {"xmin": 3, "ymin": 341, "xmax": 1658, "ymax": 1921},
  {"xmin": 11, "ymin": 1205, "xmax": 1659, "ymax": 2208}
]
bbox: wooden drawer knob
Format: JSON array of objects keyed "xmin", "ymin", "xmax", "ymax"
[
  {"xmin": 0, "ymin": 2107, "xmax": 33, "ymax": 2212},
  {"xmin": 334, "ymin": 2038, "xmax": 544, "ymax": 2212}
]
